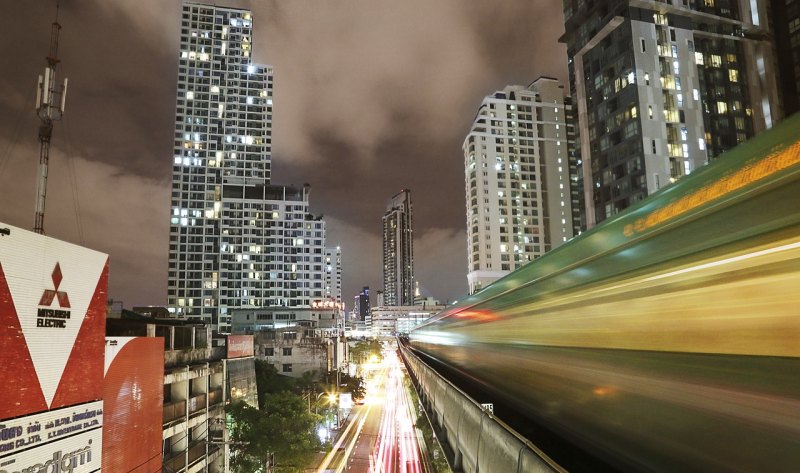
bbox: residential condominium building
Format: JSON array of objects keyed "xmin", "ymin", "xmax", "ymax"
[
  {"xmin": 772, "ymin": 0, "xmax": 800, "ymax": 115},
  {"xmin": 382, "ymin": 189, "xmax": 415, "ymax": 305},
  {"xmin": 168, "ymin": 3, "xmax": 328, "ymax": 332},
  {"xmin": 463, "ymin": 78, "xmax": 578, "ymax": 294},
  {"xmin": 324, "ymin": 246, "xmax": 343, "ymax": 307},
  {"xmin": 561, "ymin": 0, "xmax": 782, "ymax": 227}
]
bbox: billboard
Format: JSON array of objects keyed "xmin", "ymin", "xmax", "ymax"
[
  {"xmin": 0, "ymin": 429, "xmax": 101, "ymax": 473},
  {"xmin": 0, "ymin": 402, "xmax": 103, "ymax": 471},
  {"xmin": 0, "ymin": 223, "xmax": 108, "ymax": 471},
  {"xmin": 103, "ymin": 337, "xmax": 164, "ymax": 472},
  {"xmin": 227, "ymin": 334, "xmax": 254, "ymax": 358}
]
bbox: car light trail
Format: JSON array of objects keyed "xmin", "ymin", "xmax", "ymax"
[
  {"xmin": 371, "ymin": 350, "xmax": 423, "ymax": 473},
  {"xmin": 316, "ymin": 409, "xmax": 364, "ymax": 473}
]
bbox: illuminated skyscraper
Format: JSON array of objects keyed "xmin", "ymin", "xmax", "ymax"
[
  {"xmin": 772, "ymin": 0, "xmax": 800, "ymax": 115},
  {"xmin": 324, "ymin": 246, "xmax": 343, "ymax": 306},
  {"xmin": 561, "ymin": 0, "xmax": 781, "ymax": 227},
  {"xmin": 463, "ymin": 78, "xmax": 578, "ymax": 294},
  {"xmin": 168, "ymin": 3, "xmax": 326, "ymax": 332},
  {"xmin": 382, "ymin": 190, "xmax": 415, "ymax": 306}
]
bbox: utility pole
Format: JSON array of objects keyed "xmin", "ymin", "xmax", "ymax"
[{"xmin": 33, "ymin": 2, "xmax": 68, "ymax": 235}]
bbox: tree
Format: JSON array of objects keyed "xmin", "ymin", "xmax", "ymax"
[
  {"xmin": 226, "ymin": 401, "xmax": 270, "ymax": 473},
  {"xmin": 322, "ymin": 370, "xmax": 366, "ymax": 401},
  {"xmin": 350, "ymin": 339, "xmax": 383, "ymax": 364},
  {"xmin": 254, "ymin": 360, "xmax": 295, "ymax": 407},
  {"xmin": 227, "ymin": 393, "xmax": 321, "ymax": 473}
]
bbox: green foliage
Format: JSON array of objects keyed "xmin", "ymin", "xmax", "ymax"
[
  {"xmin": 350, "ymin": 339, "xmax": 383, "ymax": 364},
  {"xmin": 255, "ymin": 360, "xmax": 316, "ymax": 406},
  {"xmin": 227, "ymin": 395, "xmax": 321, "ymax": 473},
  {"xmin": 322, "ymin": 370, "xmax": 366, "ymax": 401}
]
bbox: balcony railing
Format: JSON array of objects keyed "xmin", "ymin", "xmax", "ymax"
[
  {"xmin": 208, "ymin": 388, "xmax": 223, "ymax": 406},
  {"xmin": 188, "ymin": 393, "xmax": 207, "ymax": 414},
  {"xmin": 188, "ymin": 441, "xmax": 207, "ymax": 465},
  {"xmin": 163, "ymin": 452, "xmax": 186, "ymax": 473},
  {"xmin": 163, "ymin": 400, "xmax": 186, "ymax": 425}
]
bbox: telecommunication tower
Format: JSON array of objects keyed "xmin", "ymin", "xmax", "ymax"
[{"xmin": 33, "ymin": 5, "xmax": 68, "ymax": 235}]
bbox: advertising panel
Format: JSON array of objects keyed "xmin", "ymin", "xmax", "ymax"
[
  {"xmin": 103, "ymin": 337, "xmax": 164, "ymax": 472},
  {"xmin": 0, "ymin": 429, "xmax": 101, "ymax": 473},
  {"xmin": 0, "ymin": 223, "xmax": 108, "ymax": 420},
  {"xmin": 0, "ymin": 222, "xmax": 107, "ymax": 471},
  {"xmin": 0, "ymin": 402, "xmax": 102, "ymax": 460},
  {"xmin": 338, "ymin": 393, "xmax": 353, "ymax": 410},
  {"xmin": 227, "ymin": 334, "xmax": 254, "ymax": 358}
]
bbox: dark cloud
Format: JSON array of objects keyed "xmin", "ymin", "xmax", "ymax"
[{"xmin": 0, "ymin": 0, "xmax": 566, "ymax": 307}]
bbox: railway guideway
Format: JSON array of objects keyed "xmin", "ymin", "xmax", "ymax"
[{"xmin": 398, "ymin": 342, "xmax": 565, "ymax": 473}]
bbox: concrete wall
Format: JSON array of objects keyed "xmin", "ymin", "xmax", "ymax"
[{"xmin": 399, "ymin": 343, "xmax": 564, "ymax": 473}]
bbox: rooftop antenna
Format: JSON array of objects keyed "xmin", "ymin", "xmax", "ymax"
[{"xmin": 33, "ymin": 0, "xmax": 68, "ymax": 235}]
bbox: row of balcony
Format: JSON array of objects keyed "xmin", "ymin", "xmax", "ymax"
[
  {"xmin": 163, "ymin": 441, "xmax": 220, "ymax": 473},
  {"xmin": 163, "ymin": 388, "xmax": 224, "ymax": 425}
]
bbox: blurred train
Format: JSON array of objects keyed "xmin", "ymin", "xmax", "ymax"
[{"xmin": 409, "ymin": 113, "xmax": 800, "ymax": 472}]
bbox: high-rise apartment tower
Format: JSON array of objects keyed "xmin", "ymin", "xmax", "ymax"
[
  {"xmin": 382, "ymin": 190, "xmax": 415, "ymax": 306},
  {"xmin": 561, "ymin": 0, "xmax": 782, "ymax": 227},
  {"xmin": 168, "ymin": 3, "xmax": 327, "ymax": 332},
  {"xmin": 464, "ymin": 78, "xmax": 579, "ymax": 294},
  {"xmin": 772, "ymin": 0, "xmax": 800, "ymax": 115},
  {"xmin": 324, "ymin": 246, "xmax": 343, "ymax": 307}
]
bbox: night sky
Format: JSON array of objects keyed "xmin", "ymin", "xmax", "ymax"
[{"xmin": 0, "ymin": 0, "xmax": 567, "ymax": 308}]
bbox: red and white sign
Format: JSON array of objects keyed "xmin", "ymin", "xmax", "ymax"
[
  {"xmin": 103, "ymin": 337, "xmax": 163, "ymax": 472},
  {"xmin": 227, "ymin": 335, "xmax": 254, "ymax": 359},
  {"xmin": 0, "ymin": 222, "xmax": 107, "ymax": 420}
]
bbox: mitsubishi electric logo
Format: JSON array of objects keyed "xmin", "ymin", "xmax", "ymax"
[{"xmin": 37, "ymin": 263, "xmax": 71, "ymax": 328}]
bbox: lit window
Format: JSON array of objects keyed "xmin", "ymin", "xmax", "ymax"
[
  {"xmin": 695, "ymin": 52, "xmax": 704, "ymax": 65},
  {"xmin": 728, "ymin": 69, "xmax": 739, "ymax": 82},
  {"xmin": 186, "ymin": 91, "xmax": 194, "ymax": 100}
]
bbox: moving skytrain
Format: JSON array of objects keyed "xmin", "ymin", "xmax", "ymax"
[{"xmin": 410, "ymin": 113, "xmax": 800, "ymax": 472}]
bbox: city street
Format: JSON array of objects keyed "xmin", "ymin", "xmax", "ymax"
[{"xmin": 315, "ymin": 346, "xmax": 424, "ymax": 473}]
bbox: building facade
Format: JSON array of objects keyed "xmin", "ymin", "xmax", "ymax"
[
  {"xmin": 382, "ymin": 190, "xmax": 415, "ymax": 305},
  {"xmin": 370, "ymin": 304, "xmax": 446, "ymax": 338},
  {"xmin": 231, "ymin": 306, "xmax": 341, "ymax": 333},
  {"xmin": 253, "ymin": 326, "xmax": 348, "ymax": 378},
  {"xmin": 167, "ymin": 3, "xmax": 329, "ymax": 333},
  {"xmin": 168, "ymin": 2, "xmax": 272, "ymax": 330},
  {"xmin": 324, "ymin": 246, "xmax": 343, "ymax": 307},
  {"xmin": 353, "ymin": 286, "xmax": 370, "ymax": 322},
  {"xmin": 463, "ymin": 78, "xmax": 578, "ymax": 294},
  {"xmin": 772, "ymin": 0, "xmax": 800, "ymax": 115},
  {"xmin": 561, "ymin": 0, "xmax": 782, "ymax": 227}
]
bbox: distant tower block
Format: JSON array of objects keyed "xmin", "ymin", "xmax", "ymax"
[{"xmin": 33, "ymin": 7, "xmax": 68, "ymax": 235}]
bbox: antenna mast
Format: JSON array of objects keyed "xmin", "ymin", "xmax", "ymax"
[{"xmin": 33, "ymin": 2, "xmax": 68, "ymax": 235}]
